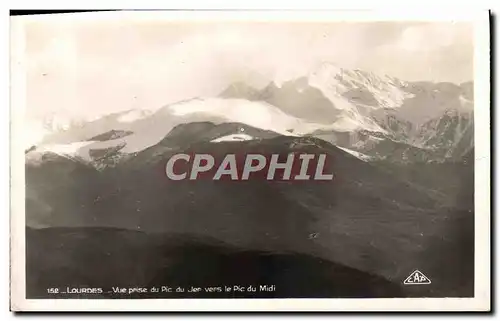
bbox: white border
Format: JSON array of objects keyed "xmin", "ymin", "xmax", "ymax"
[{"xmin": 9, "ymin": 9, "xmax": 491, "ymax": 312}]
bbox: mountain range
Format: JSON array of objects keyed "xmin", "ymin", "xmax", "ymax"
[
  {"xmin": 27, "ymin": 63, "xmax": 473, "ymax": 167},
  {"xmin": 24, "ymin": 63, "xmax": 474, "ymax": 298},
  {"xmin": 220, "ymin": 63, "xmax": 474, "ymax": 163}
]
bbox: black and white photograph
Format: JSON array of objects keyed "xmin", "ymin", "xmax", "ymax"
[{"xmin": 9, "ymin": 10, "xmax": 491, "ymax": 311}]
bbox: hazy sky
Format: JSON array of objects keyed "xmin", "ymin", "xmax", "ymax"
[{"xmin": 15, "ymin": 14, "xmax": 473, "ymax": 123}]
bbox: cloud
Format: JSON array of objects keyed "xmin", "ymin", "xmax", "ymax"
[{"xmin": 20, "ymin": 19, "xmax": 473, "ymax": 123}]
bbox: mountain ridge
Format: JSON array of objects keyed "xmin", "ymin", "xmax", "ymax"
[{"xmin": 26, "ymin": 65, "xmax": 474, "ymax": 165}]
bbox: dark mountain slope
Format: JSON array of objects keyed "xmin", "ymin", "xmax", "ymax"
[
  {"xmin": 26, "ymin": 153, "xmax": 100, "ymax": 228},
  {"xmin": 159, "ymin": 121, "xmax": 280, "ymax": 148},
  {"xmin": 25, "ymin": 126, "xmax": 473, "ymax": 296},
  {"xmin": 373, "ymin": 154, "xmax": 474, "ymax": 211},
  {"xmin": 26, "ymin": 226, "xmax": 405, "ymax": 299}
]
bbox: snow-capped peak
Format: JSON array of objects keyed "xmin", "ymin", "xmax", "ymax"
[{"xmin": 307, "ymin": 62, "xmax": 413, "ymax": 109}]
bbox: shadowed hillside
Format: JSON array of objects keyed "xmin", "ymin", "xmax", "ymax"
[{"xmin": 26, "ymin": 127, "xmax": 474, "ymax": 298}]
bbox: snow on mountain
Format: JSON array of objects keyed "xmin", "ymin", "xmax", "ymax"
[
  {"xmin": 32, "ymin": 109, "xmax": 153, "ymax": 146},
  {"xmin": 219, "ymin": 63, "xmax": 474, "ymax": 162},
  {"xmin": 165, "ymin": 97, "xmax": 344, "ymax": 137},
  {"xmin": 211, "ymin": 133, "xmax": 255, "ymax": 142},
  {"xmin": 392, "ymin": 81, "xmax": 474, "ymax": 124},
  {"xmin": 89, "ymin": 130, "xmax": 134, "ymax": 141},
  {"xmin": 26, "ymin": 141, "xmax": 97, "ymax": 163},
  {"xmin": 26, "ymin": 63, "xmax": 474, "ymax": 166},
  {"xmin": 26, "ymin": 139, "xmax": 129, "ymax": 166},
  {"xmin": 415, "ymin": 109, "xmax": 474, "ymax": 158},
  {"xmin": 336, "ymin": 146, "xmax": 373, "ymax": 162},
  {"xmin": 220, "ymin": 63, "xmax": 417, "ymax": 134},
  {"xmin": 116, "ymin": 109, "xmax": 153, "ymax": 123},
  {"xmin": 330, "ymin": 110, "xmax": 387, "ymax": 133},
  {"xmin": 262, "ymin": 62, "xmax": 473, "ymax": 132},
  {"xmin": 166, "ymin": 98, "xmax": 316, "ymax": 136},
  {"xmin": 307, "ymin": 62, "xmax": 413, "ymax": 110},
  {"xmin": 26, "ymin": 98, "xmax": 331, "ymax": 168}
]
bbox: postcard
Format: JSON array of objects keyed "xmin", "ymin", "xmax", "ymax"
[{"xmin": 10, "ymin": 9, "xmax": 491, "ymax": 312}]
